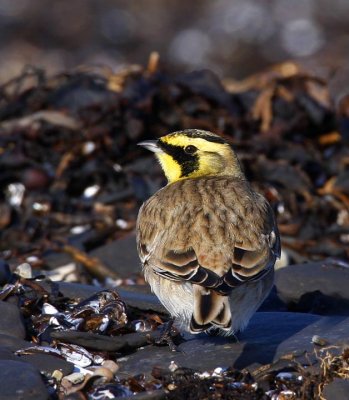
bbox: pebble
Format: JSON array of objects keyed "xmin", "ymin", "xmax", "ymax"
[
  {"xmin": 14, "ymin": 263, "xmax": 32, "ymax": 279},
  {"xmin": 64, "ymin": 372, "xmax": 85, "ymax": 384},
  {"xmin": 102, "ymin": 360, "xmax": 119, "ymax": 375},
  {"xmin": 52, "ymin": 370, "xmax": 63, "ymax": 382},
  {"xmin": 311, "ymin": 335, "xmax": 329, "ymax": 346}
]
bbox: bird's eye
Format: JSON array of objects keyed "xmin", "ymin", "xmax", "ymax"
[{"xmin": 184, "ymin": 145, "xmax": 197, "ymax": 154}]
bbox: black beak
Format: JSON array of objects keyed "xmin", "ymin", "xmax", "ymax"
[{"xmin": 137, "ymin": 140, "xmax": 163, "ymax": 153}]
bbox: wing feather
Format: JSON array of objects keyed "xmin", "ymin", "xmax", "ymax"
[{"xmin": 137, "ymin": 179, "xmax": 280, "ymax": 292}]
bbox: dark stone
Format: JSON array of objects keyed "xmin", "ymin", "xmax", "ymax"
[
  {"xmin": 275, "ymin": 261, "xmax": 349, "ymax": 315},
  {"xmin": 0, "ymin": 301, "xmax": 26, "ymax": 339},
  {"xmin": 117, "ymin": 312, "xmax": 349, "ymax": 377},
  {"xmin": 0, "ymin": 360, "xmax": 48, "ymax": 400},
  {"xmin": 0, "ymin": 335, "xmax": 74, "ymax": 377},
  {"xmin": 0, "ymin": 346, "xmax": 20, "ymax": 361},
  {"xmin": 18, "ymin": 354, "xmax": 74, "ymax": 377},
  {"xmin": 0, "ymin": 260, "xmax": 11, "ymax": 285},
  {"xmin": 117, "ymin": 287, "xmax": 165, "ymax": 314},
  {"xmin": 0, "ymin": 334, "xmax": 31, "ymax": 351},
  {"xmin": 50, "ymin": 329, "xmax": 163, "ymax": 352},
  {"xmin": 54, "ymin": 281, "xmax": 165, "ymax": 314},
  {"xmin": 88, "ymin": 234, "xmax": 140, "ymax": 278},
  {"xmin": 41, "ymin": 281, "xmax": 98, "ymax": 300},
  {"xmin": 42, "ymin": 249, "xmax": 74, "ymax": 270},
  {"xmin": 257, "ymin": 286, "xmax": 287, "ymax": 312},
  {"xmin": 323, "ymin": 378, "xmax": 349, "ymax": 400}
]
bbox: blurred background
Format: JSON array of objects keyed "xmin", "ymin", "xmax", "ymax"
[
  {"xmin": 0, "ymin": 0, "xmax": 348, "ymax": 303},
  {"xmin": 1, "ymin": 0, "xmax": 349, "ymax": 83}
]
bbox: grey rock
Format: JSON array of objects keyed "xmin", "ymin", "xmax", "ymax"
[
  {"xmin": 275, "ymin": 261, "xmax": 349, "ymax": 315},
  {"xmin": 0, "ymin": 360, "xmax": 48, "ymax": 400},
  {"xmin": 0, "ymin": 301, "xmax": 26, "ymax": 339},
  {"xmin": 0, "ymin": 346, "xmax": 20, "ymax": 361},
  {"xmin": 18, "ymin": 353, "xmax": 74, "ymax": 377},
  {"xmin": 323, "ymin": 378, "xmax": 349, "ymax": 400},
  {"xmin": 117, "ymin": 287, "xmax": 164, "ymax": 314},
  {"xmin": 42, "ymin": 249, "xmax": 74, "ymax": 270},
  {"xmin": 0, "ymin": 335, "xmax": 74, "ymax": 377},
  {"xmin": 117, "ymin": 312, "xmax": 349, "ymax": 376},
  {"xmin": 257, "ymin": 286, "xmax": 287, "ymax": 312},
  {"xmin": 50, "ymin": 329, "xmax": 163, "ymax": 352},
  {"xmin": 42, "ymin": 281, "xmax": 98, "ymax": 300},
  {"xmin": 88, "ymin": 234, "xmax": 140, "ymax": 278},
  {"xmin": 0, "ymin": 334, "xmax": 31, "ymax": 351},
  {"xmin": 54, "ymin": 281, "xmax": 165, "ymax": 314}
]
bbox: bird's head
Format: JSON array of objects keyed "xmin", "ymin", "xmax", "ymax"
[{"xmin": 138, "ymin": 129, "xmax": 244, "ymax": 183}]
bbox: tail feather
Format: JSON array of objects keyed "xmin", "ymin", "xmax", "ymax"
[{"xmin": 190, "ymin": 285, "xmax": 231, "ymax": 333}]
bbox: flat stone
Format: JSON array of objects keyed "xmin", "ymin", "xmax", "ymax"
[
  {"xmin": 0, "ymin": 335, "xmax": 74, "ymax": 377},
  {"xmin": 54, "ymin": 281, "xmax": 165, "ymax": 314},
  {"xmin": 117, "ymin": 312, "xmax": 349, "ymax": 377},
  {"xmin": 88, "ymin": 234, "xmax": 140, "ymax": 278},
  {"xmin": 275, "ymin": 261, "xmax": 349, "ymax": 315},
  {"xmin": 257, "ymin": 286, "xmax": 287, "ymax": 312},
  {"xmin": 18, "ymin": 353, "xmax": 74, "ymax": 377},
  {"xmin": 0, "ymin": 334, "xmax": 32, "ymax": 351},
  {"xmin": 0, "ymin": 360, "xmax": 48, "ymax": 400},
  {"xmin": 323, "ymin": 378, "xmax": 349, "ymax": 400},
  {"xmin": 42, "ymin": 281, "xmax": 98, "ymax": 300},
  {"xmin": 42, "ymin": 249, "xmax": 74, "ymax": 270},
  {"xmin": 0, "ymin": 301, "xmax": 26, "ymax": 339},
  {"xmin": 50, "ymin": 329, "xmax": 163, "ymax": 352}
]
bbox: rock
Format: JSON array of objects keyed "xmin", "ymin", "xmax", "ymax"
[
  {"xmin": 117, "ymin": 287, "xmax": 164, "ymax": 314},
  {"xmin": 42, "ymin": 249, "xmax": 75, "ymax": 270},
  {"xmin": 41, "ymin": 281, "xmax": 98, "ymax": 300},
  {"xmin": 275, "ymin": 261, "xmax": 349, "ymax": 315},
  {"xmin": 0, "ymin": 334, "xmax": 74, "ymax": 377},
  {"xmin": 322, "ymin": 378, "xmax": 349, "ymax": 400},
  {"xmin": 0, "ymin": 334, "xmax": 31, "ymax": 351},
  {"xmin": 257, "ymin": 286, "xmax": 287, "ymax": 312},
  {"xmin": 18, "ymin": 353, "xmax": 74, "ymax": 377},
  {"xmin": 64, "ymin": 372, "xmax": 85, "ymax": 384},
  {"xmin": 88, "ymin": 234, "xmax": 140, "ymax": 278},
  {"xmin": 0, "ymin": 360, "xmax": 48, "ymax": 400},
  {"xmin": 50, "ymin": 329, "xmax": 165, "ymax": 352},
  {"xmin": 0, "ymin": 260, "xmax": 11, "ymax": 285},
  {"xmin": 14, "ymin": 263, "xmax": 32, "ymax": 279},
  {"xmin": 117, "ymin": 312, "xmax": 349, "ymax": 377},
  {"xmin": 54, "ymin": 281, "xmax": 165, "ymax": 314},
  {"xmin": 0, "ymin": 302, "xmax": 26, "ymax": 339}
]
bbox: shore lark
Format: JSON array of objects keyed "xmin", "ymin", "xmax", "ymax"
[{"xmin": 136, "ymin": 129, "xmax": 280, "ymax": 335}]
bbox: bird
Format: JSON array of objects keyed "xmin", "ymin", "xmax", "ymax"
[{"xmin": 136, "ymin": 129, "xmax": 280, "ymax": 336}]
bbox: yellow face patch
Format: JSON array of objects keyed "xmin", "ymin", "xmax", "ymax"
[
  {"xmin": 156, "ymin": 152, "xmax": 183, "ymax": 182},
  {"xmin": 156, "ymin": 132, "xmax": 242, "ymax": 183}
]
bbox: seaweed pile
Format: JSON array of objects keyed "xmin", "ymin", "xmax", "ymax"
[{"xmin": 0, "ymin": 60, "xmax": 348, "ymax": 275}]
